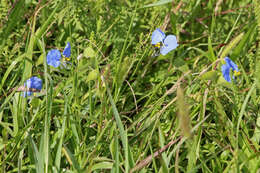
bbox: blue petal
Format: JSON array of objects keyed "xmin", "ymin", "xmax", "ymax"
[
  {"xmin": 63, "ymin": 42, "xmax": 71, "ymax": 57},
  {"xmin": 47, "ymin": 49, "xmax": 61, "ymax": 68},
  {"xmin": 24, "ymin": 76, "xmax": 42, "ymax": 90},
  {"xmin": 221, "ymin": 64, "xmax": 231, "ymax": 82},
  {"xmin": 151, "ymin": 28, "xmax": 166, "ymax": 45},
  {"xmin": 24, "ymin": 77, "xmax": 42, "ymax": 97},
  {"xmin": 160, "ymin": 35, "xmax": 178, "ymax": 55},
  {"xmin": 224, "ymin": 57, "xmax": 239, "ymax": 71}
]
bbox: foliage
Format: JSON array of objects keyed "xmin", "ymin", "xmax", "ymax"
[{"xmin": 0, "ymin": 0, "xmax": 259, "ymax": 172}]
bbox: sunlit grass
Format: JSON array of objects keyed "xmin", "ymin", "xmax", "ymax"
[{"xmin": 0, "ymin": 0, "xmax": 259, "ymax": 172}]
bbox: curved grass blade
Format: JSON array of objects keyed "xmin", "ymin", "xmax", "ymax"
[
  {"xmin": 101, "ymin": 75, "xmax": 134, "ymax": 172},
  {"xmin": 142, "ymin": 0, "xmax": 171, "ymax": 8}
]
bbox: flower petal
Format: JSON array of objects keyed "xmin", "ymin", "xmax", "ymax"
[
  {"xmin": 24, "ymin": 77, "xmax": 42, "ymax": 97},
  {"xmin": 221, "ymin": 64, "xmax": 231, "ymax": 82},
  {"xmin": 224, "ymin": 57, "xmax": 239, "ymax": 71},
  {"xmin": 47, "ymin": 49, "xmax": 61, "ymax": 68},
  {"xmin": 151, "ymin": 28, "xmax": 166, "ymax": 45},
  {"xmin": 63, "ymin": 42, "xmax": 71, "ymax": 58},
  {"xmin": 160, "ymin": 35, "xmax": 178, "ymax": 55},
  {"xmin": 24, "ymin": 77, "xmax": 42, "ymax": 90}
]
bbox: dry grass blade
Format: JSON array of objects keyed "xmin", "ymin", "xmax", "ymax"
[
  {"xmin": 130, "ymin": 137, "xmax": 181, "ymax": 173},
  {"xmin": 214, "ymin": 0, "xmax": 223, "ymax": 15}
]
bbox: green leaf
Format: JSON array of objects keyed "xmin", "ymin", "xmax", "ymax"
[
  {"xmin": 220, "ymin": 33, "xmax": 244, "ymax": 59},
  {"xmin": 231, "ymin": 23, "xmax": 257, "ymax": 61},
  {"xmin": 86, "ymin": 70, "xmax": 99, "ymax": 82},
  {"xmin": 0, "ymin": 0, "xmax": 25, "ymax": 47},
  {"xmin": 207, "ymin": 37, "xmax": 216, "ymax": 62},
  {"xmin": 84, "ymin": 47, "xmax": 96, "ymax": 58},
  {"xmin": 158, "ymin": 125, "xmax": 169, "ymax": 172},
  {"xmin": 101, "ymin": 76, "xmax": 133, "ymax": 172},
  {"xmin": 0, "ymin": 54, "xmax": 25, "ymax": 93},
  {"xmin": 54, "ymin": 117, "xmax": 66, "ymax": 173},
  {"xmin": 29, "ymin": 136, "xmax": 44, "ymax": 173},
  {"xmin": 30, "ymin": 98, "xmax": 41, "ymax": 108},
  {"xmin": 91, "ymin": 162, "xmax": 113, "ymax": 171},
  {"xmin": 35, "ymin": 2, "xmax": 62, "ymax": 39},
  {"xmin": 142, "ymin": 0, "xmax": 171, "ymax": 8},
  {"xmin": 255, "ymin": 61, "xmax": 260, "ymax": 89},
  {"xmin": 217, "ymin": 76, "xmax": 232, "ymax": 88},
  {"xmin": 116, "ymin": 56, "xmax": 132, "ymax": 89},
  {"xmin": 36, "ymin": 54, "xmax": 44, "ymax": 66},
  {"xmin": 200, "ymin": 71, "xmax": 218, "ymax": 81},
  {"xmin": 63, "ymin": 146, "xmax": 81, "ymax": 172},
  {"xmin": 110, "ymin": 136, "xmax": 119, "ymax": 173}
]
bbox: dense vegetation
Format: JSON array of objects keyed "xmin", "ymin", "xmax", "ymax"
[{"xmin": 0, "ymin": 0, "xmax": 260, "ymax": 172}]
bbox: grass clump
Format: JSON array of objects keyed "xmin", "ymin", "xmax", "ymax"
[{"xmin": 0, "ymin": 0, "xmax": 259, "ymax": 172}]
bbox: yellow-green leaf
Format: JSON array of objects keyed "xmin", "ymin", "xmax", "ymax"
[
  {"xmin": 200, "ymin": 71, "xmax": 218, "ymax": 81},
  {"xmin": 86, "ymin": 70, "xmax": 99, "ymax": 82},
  {"xmin": 220, "ymin": 33, "xmax": 244, "ymax": 59},
  {"xmin": 84, "ymin": 47, "xmax": 96, "ymax": 58},
  {"xmin": 36, "ymin": 54, "xmax": 44, "ymax": 66}
]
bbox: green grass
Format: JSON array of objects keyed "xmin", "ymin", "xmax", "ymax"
[{"xmin": 0, "ymin": 0, "xmax": 260, "ymax": 172}]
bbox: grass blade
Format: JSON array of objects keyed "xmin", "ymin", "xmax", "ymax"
[
  {"xmin": 142, "ymin": 0, "xmax": 171, "ymax": 8},
  {"xmin": 101, "ymin": 75, "xmax": 132, "ymax": 172}
]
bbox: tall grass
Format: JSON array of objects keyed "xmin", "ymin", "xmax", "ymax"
[{"xmin": 0, "ymin": 0, "xmax": 259, "ymax": 172}]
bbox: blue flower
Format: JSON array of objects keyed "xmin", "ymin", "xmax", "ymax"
[
  {"xmin": 160, "ymin": 35, "xmax": 178, "ymax": 55},
  {"xmin": 24, "ymin": 77, "xmax": 42, "ymax": 97},
  {"xmin": 47, "ymin": 49, "xmax": 61, "ymax": 68},
  {"xmin": 63, "ymin": 42, "xmax": 71, "ymax": 58},
  {"xmin": 151, "ymin": 28, "xmax": 178, "ymax": 55},
  {"xmin": 151, "ymin": 28, "xmax": 166, "ymax": 45},
  {"xmin": 221, "ymin": 57, "xmax": 240, "ymax": 82},
  {"xmin": 47, "ymin": 43, "xmax": 72, "ymax": 68}
]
